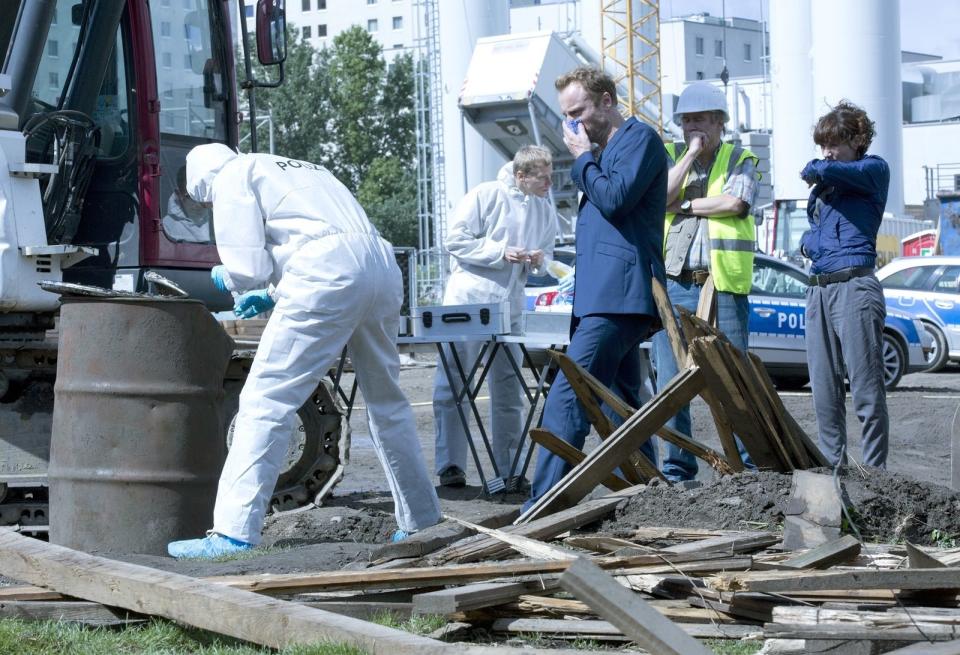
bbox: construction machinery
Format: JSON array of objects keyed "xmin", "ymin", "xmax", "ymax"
[{"xmin": 0, "ymin": 0, "xmax": 345, "ymax": 533}]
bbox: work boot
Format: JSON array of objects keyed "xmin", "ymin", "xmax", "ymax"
[
  {"xmin": 167, "ymin": 532, "xmax": 253, "ymax": 559},
  {"xmin": 439, "ymin": 466, "xmax": 466, "ymax": 488}
]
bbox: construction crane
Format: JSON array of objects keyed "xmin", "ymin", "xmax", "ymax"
[{"xmin": 599, "ymin": 0, "xmax": 663, "ymax": 135}]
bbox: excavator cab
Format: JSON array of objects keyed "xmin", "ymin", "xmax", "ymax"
[{"xmin": 0, "ymin": 0, "xmax": 242, "ymax": 318}]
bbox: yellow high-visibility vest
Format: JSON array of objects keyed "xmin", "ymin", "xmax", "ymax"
[{"xmin": 664, "ymin": 141, "xmax": 758, "ymax": 295}]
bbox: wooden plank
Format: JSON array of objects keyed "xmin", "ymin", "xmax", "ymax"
[
  {"xmin": 549, "ymin": 350, "xmax": 727, "ymax": 476},
  {"xmin": 907, "ymin": 542, "xmax": 948, "ymax": 569},
  {"xmin": 687, "ymin": 338, "xmax": 785, "ymax": 470},
  {"xmin": 764, "ymin": 623, "xmax": 959, "ymax": 642},
  {"xmin": 0, "ymin": 600, "xmax": 144, "ymax": 626},
  {"xmin": 710, "ymin": 567, "xmax": 960, "ymax": 593},
  {"xmin": 564, "ymin": 536, "xmax": 656, "ymax": 554},
  {"xmin": 694, "ymin": 275, "xmax": 717, "ymax": 325},
  {"xmin": 772, "ymin": 605, "xmax": 960, "ymax": 626},
  {"xmin": 745, "ymin": 352, "xmax": 817, "ymax": 468},
  {"xmin": 547, "ymin": 351, "xmax": 661, "ymax": 483},
  {"xmin": 528, "ymin": 429, "xmax": 631, "ymax": 492},
  {"xmin": 517, "ymin": 366, "xmax": 705, "ymax": 523},
  {"xmin": 558, "ymin": 558, "xmax": 715, "ymax": 655},
  {"xmin": 652, "ymin": 278, "xmax": 688, "ymax": 367},
  {"xmin": 0, "ymin": 528, "xmax": 451, "ymax": 654},
  {"xmin": 371, "ymin": 509, "xmax": 519, "ymax": 564},
  {"xmin": 686, "ymin": 596, "xmax": 768, "ymax": 623},
  {"xmin": 441, "ymin": 514, "xmax": 578, "ymax": 560},
  {"xmin": 430, "ymin": 493, "xmax": 629, "ymax": 565},
  {"xmin": 412, "ymin": 580, "xmax": 558, "ymax": 616},
  {"xmin": 779, "ymin": 535, "xmax": 861, "ymax": 570},
  {"xmin": 491, "ymin": 617, "xmax": 756, "ymax": 639},
  {"xmin": 663, "ymin": 531, "xmax": 780, "ymax": 555}
]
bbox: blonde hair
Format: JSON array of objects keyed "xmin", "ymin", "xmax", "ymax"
[{"xmin": 512, "ymin": 145, "xmax": 553, "ymax": 176}]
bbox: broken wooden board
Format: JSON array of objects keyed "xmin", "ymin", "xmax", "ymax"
[
  {"xmin": 546, "ymin": 351, "xmax": 662, "ymax": 483},
  {"xmin": 559, "ymin": 558, "xmax": 715, "ymax": 655},
  {"xmin": 778, "ymin": 535, "xmax": 862, "ymax": 570},
  {"xmin": 782, "ymin": 470, "xmax": 843, "ymax": 550},
  {"xmin": 371, "ymin": 509, "xmax": 519, "ymax": 563},
  {"xmin": 430, "ymin": 491, "xmax": 635, "ymax": 565},
  {"xmin": 528, "ymin": 429, "xmax": 631, "ymax": 492},
  {"xmin": 517, "ymin": 366, "xmax": 705, "ymax": 523},
  {"xmin": 652, "ymin": 277, "xmax": 689, "ymax": 367},
  {"xmin": 547, "ymin": 350, "xmax": 733, "ymax": 476},
  {"xmin": 0, "ymin": 600, "xmax": 144, "ymax": 626},
  {"xmin": 442, "ymin": 514, "xmax": 578, "ymax": 560},
  {"xmin": 663, "ymin": 531, "xmax": 780, "ymax": 556},
  {"xmin": 710, "ymin": 567, "xmax": 960, "ymax": 593},
  {"xmin": 695, "ymin": 274, "xmax": 717, "ymax": 325},
  {"xmin": 491, "ymin": 617, "xmax": 757, "ymax": 640},
  {"xmin": 907, "ymin": 541, "xmax": 948, "ymax": 569},
  {"xmin": 0, "ymin": 528, "xmax": 453, "ymax": 653},
  {"xmin": 412, "ymin": 580, "xmax": 558, "ymax": 616}
]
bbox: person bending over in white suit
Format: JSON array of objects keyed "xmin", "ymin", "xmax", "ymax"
[
  {"xmin": 168, "ymin": 144, "xmax": 442, "ymax": 559},
  {"xmin": 433, "ymin": 145, "xmax": 558, "ymax": 489}
]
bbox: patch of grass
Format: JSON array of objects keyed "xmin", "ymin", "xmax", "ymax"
[
  {"xmin": 931, "ymin": 528, "xmax": 958, "ymax": 549},
  {"xmin": 205, "ymin": 545, "xmax": 290, "ymax": 563},
  {"xmin": 369, "ymin": 611, "xmax": 446, "ymax": 635},
  {"xmin": 704, "ymin": 638, "xmax": 763, "ymax": 654},
  {"xmin": 0, "ymin": 618, "xmax": 367, "ymax": 655}
]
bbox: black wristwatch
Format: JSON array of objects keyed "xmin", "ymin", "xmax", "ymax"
[{"xmin": 680, "ymin": 199, "xmax": 693, "ymax": 213}]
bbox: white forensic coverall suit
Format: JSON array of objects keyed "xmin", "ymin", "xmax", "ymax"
[
  {"xmin": 433, "ymin": 162, "xmax": 557, "ymax": 480},
  {"xmin": 186, "ymin": 144, "xmax": 441, "ymax": 545}
]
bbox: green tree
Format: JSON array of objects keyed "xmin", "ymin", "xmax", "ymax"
[{"xmin": 237, "ymin": 25, "xmax": 419, "ymax": 247}]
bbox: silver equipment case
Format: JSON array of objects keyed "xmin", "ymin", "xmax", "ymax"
[{"xmin": 410, "ymin": 302, "xmax": 511, "ymax": 338}]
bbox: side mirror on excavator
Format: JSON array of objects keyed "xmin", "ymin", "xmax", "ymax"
[{"xmin": 256, "ymin": 0, "xmax": 286, "ymax": 66}]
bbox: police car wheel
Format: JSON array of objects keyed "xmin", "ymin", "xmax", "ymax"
[
  {"xmin": 921, "ymin": 322, "xmax": 949, "ymax": 373},
  {"xmin": 881, "ymin": 333, "xmax": 905, "ymax": 391}
]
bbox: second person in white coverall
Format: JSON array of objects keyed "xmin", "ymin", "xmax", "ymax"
[
  {"xmin": 433, "ymin": 145, "xmax": 558, "ymax": 488},
  {"xmin": 168, "ymin": 144, "xmax": 442, "ymax": 559}
]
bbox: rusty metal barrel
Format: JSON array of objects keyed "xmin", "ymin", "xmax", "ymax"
[{"xmin": 49, "ymin": 297, "xmax": 234, "ymax": 554}]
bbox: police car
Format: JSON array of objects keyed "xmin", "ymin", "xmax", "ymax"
[
  {"xmin": 528, "ymin": 253, "xmax": 929, "ymax": 390},
  {"xmin": 876, "ymin": 255, "xmax": 960, "ymax": 372},
  {"xmin": 749, "ymin": 254, "xmax": 928, "ymax": 390}
]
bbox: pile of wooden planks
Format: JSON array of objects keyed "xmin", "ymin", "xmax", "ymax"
[
  {"xmin": 6, "ymin": 491, "xmax": 960, "ymax": 654},
  {"xmin": 518, "ymin": 277, "xmax": 826, "ymax": 524}
]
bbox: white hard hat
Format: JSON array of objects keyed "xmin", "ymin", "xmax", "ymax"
[{"xmin": 673, "ymin": 82, "xmax": 729, "ymax": 123}]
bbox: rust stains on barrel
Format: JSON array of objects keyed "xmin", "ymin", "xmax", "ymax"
[{"xmin": 49, "ymin": 297, "xmax": 235, "ymax": 555}]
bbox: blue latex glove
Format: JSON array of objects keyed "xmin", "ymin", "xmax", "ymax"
[
  {"xmin": 234, "ymin": 289, "xmax": 276, "ymax": 319},
  {"xmin": 210, "ymin": 265, "xmax": 231, "ymax": 293},
  {"xmin": 557, "ymin": 268, "xmax": 575, "ymax": 293}
]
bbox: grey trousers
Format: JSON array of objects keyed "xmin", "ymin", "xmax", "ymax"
[{"xmin": 805, "ymin": 274, "xmax": 889, "ymax": 467}]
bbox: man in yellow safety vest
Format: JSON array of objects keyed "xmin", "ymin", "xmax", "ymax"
[{"xmin": 653, "ymin": 81, "xmax": 761, "ymax": 482}]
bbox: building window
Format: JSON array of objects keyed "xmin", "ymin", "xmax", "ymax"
[
  {"xmin": 695, "ymin": 71, "xmax": 704, "ymax": 80},
  {"xmin": 367, "ymin": 18, "xmax": 378, "ymax": 32},
  {"xmin": 184, "ymin": 54, "xmax": 192, "ymax": 69},
  {"xmin": 302, "ymin": 25, "xmax": 312, "ymax": 39},
  {"xmin": 49, "ymin": 72, "xmax": 59, "ymax": 88},
  {"xmin": 48, "ymin": 40, "xmax": 58, "ymax": 57},
  {"xmin": 695, "ymin": 36, "xmax": 704, "ymax": 56},
  {"xmin": 160, "ymin": 21, "xmax": 171, "ymax": 37},
  {"xmin": 714, "ymin": 39, "xmax": 723, "ymax": 57},
  {"xmin": 302, "ymin": 0, "xmax": 310, "ymax": 10},
  {"xmin": 162, "ymin": 52, "xmax": 172, "ymax": 68},
  {"xmin": 244, "ymin": 4, "xmax": 253, "ymax": 17},
  {"xmin": 318, "ymin": 24, "xmax": 327, "ymax": 37},
  {"xmin": 318, "ymin": 0, "xmax": 326, "ymax": 8},
  {"xmin": 744, "ymin": 43, "xmax": 752, "ymax": 61},
  {"xmin": 392, "ymin": 16, "xmax": 402, "ymax": 29}
]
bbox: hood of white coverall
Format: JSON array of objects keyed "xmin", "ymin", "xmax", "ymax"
[
  {"xmin": 441, "ymin": 162, "xmax": 557, "ymax": 327},
  {"xmin": 186, "ymin": 143, "xmax": 238, "ymax": 204}
]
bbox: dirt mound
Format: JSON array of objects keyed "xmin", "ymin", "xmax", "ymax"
[
  {"xmin": 600, "ymin": 468, "xmax": 960, "ymax": 546},
  {"xmin": 262, "ymin": 505, "xmax": 397, "ymax": 548}
]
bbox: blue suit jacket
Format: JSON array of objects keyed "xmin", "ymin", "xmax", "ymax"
[{"xmin": 570, "ymin": 117, "xmax": 668, "ymax": 321}]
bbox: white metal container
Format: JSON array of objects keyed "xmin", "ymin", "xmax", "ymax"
[{"xmin": 410, "ymin": 302, "xmax": 511, "ymax": 338}]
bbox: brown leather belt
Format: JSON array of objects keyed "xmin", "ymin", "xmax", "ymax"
[{"xmin": 668, "ymin": 269, "xmax": 710, "ymax": 286}]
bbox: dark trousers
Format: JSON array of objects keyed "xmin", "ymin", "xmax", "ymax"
[{"xmin": 523, "ymin": 313, "xmax": 655, "ymax": 511}]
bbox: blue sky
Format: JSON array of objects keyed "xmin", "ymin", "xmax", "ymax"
[{"xmin": 660, "ymin": 0, "xmax": 960, "ymax": 60}]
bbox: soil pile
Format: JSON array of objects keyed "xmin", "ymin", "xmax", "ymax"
[{"xmin": 601, "ymin": 468, "xmax": 960, "ymax": 546}]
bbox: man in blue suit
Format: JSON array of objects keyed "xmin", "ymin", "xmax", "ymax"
[{"xmin": 523, "ymin": 67, "xmax": 668, "ymax": 512}]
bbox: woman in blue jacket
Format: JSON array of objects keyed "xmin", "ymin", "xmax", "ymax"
[{"xmin": 800, "ymin": 101, "xmax": 890, "ymax": 468}]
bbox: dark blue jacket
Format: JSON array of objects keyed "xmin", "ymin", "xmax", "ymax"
[
  {"xmin": 571, "ymin": 117, "xmax": 668, "ymax": 320},
  {"xmin": 799, "ymin": 155, "xmax": 890, "ymax": 274}
]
